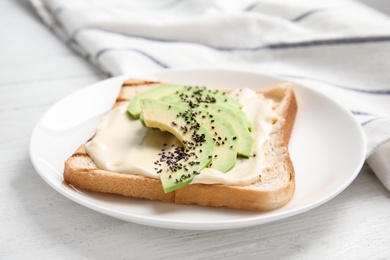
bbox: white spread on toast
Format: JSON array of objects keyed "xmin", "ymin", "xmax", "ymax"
[{"xmin": 85, "ymin": 88, "xmax": 279, "ymax": 186}]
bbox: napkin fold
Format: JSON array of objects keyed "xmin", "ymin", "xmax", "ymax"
[{"xmin": 31, "ymin": 0, "xmax": 390, "ymax": 190}]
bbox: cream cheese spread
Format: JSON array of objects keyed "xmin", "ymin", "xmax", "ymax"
[{"xmin": 85, "ymin": 88, "xmax": 279, "ymax": 186}]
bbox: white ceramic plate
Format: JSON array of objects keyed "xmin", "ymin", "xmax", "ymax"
[{"xmin": 30, "ymin": 69, "xmax": 366, "ymax": 230}]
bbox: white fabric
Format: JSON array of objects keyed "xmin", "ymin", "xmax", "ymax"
[{"xmin": 31, "ymin": 0, "xmax": 390, "ymax": 190}]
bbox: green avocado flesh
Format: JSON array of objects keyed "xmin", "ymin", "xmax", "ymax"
[
  {"xmin": 127, "ymin": 84, "xmax": 184, "ymax": 118},
  {"xmin": 176, "ymin": 86, "xmax": 242, "ymax": 109},
  {"xmin": 140, "ymin": 99, "xmax": 214, "ymax": 193},
  {"xmin": 162, "ymin": 100, "xmax": 253, "ymax": 158},
  {"xmin": 193, "ymin": 111, "xmax": 238, "ymax": 172},
  {"xmin": 132, "ymin": 84, "xmax": 255, "ymax": 193},
  {"xmin": 161, "ymin": 88, "xmax": 252, "ymax": 130}
]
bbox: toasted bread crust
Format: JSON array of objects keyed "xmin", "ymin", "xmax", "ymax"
[
  {"xmin": 64, "ymin": 78, "xmax": 297, "ymax": 211},
  {"xmin": 64, "ymin": 146, "xmax": 175, "ymax": 202}
]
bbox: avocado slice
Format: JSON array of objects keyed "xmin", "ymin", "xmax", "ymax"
[
  {"xmin": 196, "ymin": 112, "xmax": 238, "ymax": 172},
  {"xmin": 140, "ymin": 98, "xmax": 214, "ymax": 193},
  {"xmin": 198, "ymin": 104, "xmax": 253, "ymax": 158},
  {"xmin": 127, "ymin": 84, "xmax": 184, "ymax": 118},
  {"xmin": 172, "ymin": 86, "xmax": 253, "ymax": 130},
  {"xmin": 161, "ymin": 91, "xmax": 252, "ymax": 131},
  {"xmin": 178, "ymin": 85, "xmax": 242, "ymax": 109},
  {"xmin": 167, "ymin": 101, "xmax": 253, "ymax": 158},
  {"xmin": 157, "ymin": 102, "xmax": 239, "ymax": 172}
]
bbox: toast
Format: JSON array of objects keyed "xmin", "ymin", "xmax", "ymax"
[{"xmin": 64, "ymin": 78, "xmax": 298, "ymax": 211}]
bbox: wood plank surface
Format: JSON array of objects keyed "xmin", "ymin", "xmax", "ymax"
[{"xmin": 1, "ymin": 0, "xmax": 389, "ymax": 259}]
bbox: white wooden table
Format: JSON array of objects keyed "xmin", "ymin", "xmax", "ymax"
[{"xmin": 1, "ymin": 1, "xmax": 390, "ymax": 258}]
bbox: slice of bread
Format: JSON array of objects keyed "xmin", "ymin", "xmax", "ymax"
[{"xmin": 64, "ymin": 78, "xmax": 298, "ymax": 211}]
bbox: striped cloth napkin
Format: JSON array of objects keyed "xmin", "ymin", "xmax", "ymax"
[{"xmin": 30, "ymin": 0, "xmax": 390, "ymax": 190}]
